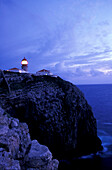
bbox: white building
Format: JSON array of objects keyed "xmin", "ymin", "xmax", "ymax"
[
  {"xmin": 7, "ymin": 67, "xmax": 26, "ymax": 73},
  {"xmin": 36, "ymin": 69, "xmax": 53, "ymax": 76}
]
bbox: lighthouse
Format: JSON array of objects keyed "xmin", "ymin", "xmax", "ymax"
[{"xmin": 21, "ymin": 57, "xmax": 28, "ymax": 72}]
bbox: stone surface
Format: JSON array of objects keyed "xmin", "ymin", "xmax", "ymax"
[
  {"xmin": 0, "ymin": 153, "xmax": 21, "ymax": 170},
  {"xmin": 25, "ymin": 140, "xmax": 58, "ymax": 169},
  {"xmin": 0, "ymin": 106, "xmax": 59, "ymax": 170},
  {"xmin": 0, "ymin": 70, "xmax": 103, "ymax": 159}
]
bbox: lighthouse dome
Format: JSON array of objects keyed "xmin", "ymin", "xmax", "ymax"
[{"xmin": 21, "ymin": 57, "xmax": 28, "ymax": 65}]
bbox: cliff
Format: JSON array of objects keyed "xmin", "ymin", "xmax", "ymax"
[{"xmin": 0, "ymin": 70, "xmax": 103, "ymax": 160}]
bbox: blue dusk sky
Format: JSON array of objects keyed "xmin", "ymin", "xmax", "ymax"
[{"xmin": 1, "ymin": 0, "xmax": 112, "ymax": 84}]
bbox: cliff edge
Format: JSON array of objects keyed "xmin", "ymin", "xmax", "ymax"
[{"xmin": 0, "ymin": 70, "xmax": 103, "ymax": 160}]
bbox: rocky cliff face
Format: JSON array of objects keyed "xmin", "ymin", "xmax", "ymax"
[
  {"xmin": 0, "ymin": 107, "xmax": 59, "ymax": 170},
  {"xmin": 0, "ymin": 70, "xmax": 102, "ymax": 160}
]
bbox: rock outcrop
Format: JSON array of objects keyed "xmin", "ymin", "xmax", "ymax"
[
  {"xmin": 0, "ymin": 107, "xmax": 59, "ymax": 170},
  {"xmin": 0, "ymin": 70, "xmax": 103, "ymax": 160}
]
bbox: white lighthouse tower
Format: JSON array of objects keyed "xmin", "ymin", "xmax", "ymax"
[{"xmin": 21, "ymin": 57, "xmax": 28, "ymax": 72}]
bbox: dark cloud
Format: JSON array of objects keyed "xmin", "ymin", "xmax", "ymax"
[{"xmin": 90, "ymin": 69, "xmax": 104, "ymax": 77}]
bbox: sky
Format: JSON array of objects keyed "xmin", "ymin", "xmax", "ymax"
[{"xmin": 1, "ymin": 0, "xmax": 112, "ymax": 84}]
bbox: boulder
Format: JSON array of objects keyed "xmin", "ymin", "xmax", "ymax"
[
  {"xmin": 0, "ymin": 107, "xmax": 59, "ymax": 169},
  {"xmin": 25, "ymin": 140, "xmax": 59, "ymax": 170},
  {"xmin": 0, "ymin": 152, "xmax": 21, "ymax": 170}
]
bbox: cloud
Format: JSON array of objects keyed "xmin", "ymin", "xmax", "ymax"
[
  {"xmin": 89, "ymin": 69, "xmax": 104, "ymax": 77},
  {"xmin": 98, "ymin": 21, "xmax": 110, "ymax": 26}
]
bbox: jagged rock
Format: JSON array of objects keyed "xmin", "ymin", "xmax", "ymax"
[
  {"xmin": 0, "ymin": 111, "xmax": 9, "ymax": 135},
  {"xmin": 0, "ymin": 107, "xmax": 59, "ymax": 169},
  {"xmin": 25, "ymin": 140, "xmax": 59, "ymax": 170},
  {"xmin": 10, "ymin": 118, "xmax": 19, "ymax": 128},
  {"xmin": 0, "ymin": 71, "xmax": 103, "ymax": 160},
  {"xmin": 0, "ymin": 152, "xmax": 21, "ymax": 170}
]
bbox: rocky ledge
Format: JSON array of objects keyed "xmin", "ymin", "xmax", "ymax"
[
  {"xmin": 0, "ymin": 107, "xmax": 59, "ymax": 170},
  {"xmin": 0, "ymin": 70, "xmax": 103, "ymax": 161}
]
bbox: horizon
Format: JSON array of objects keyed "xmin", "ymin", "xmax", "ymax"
[
  {"xmin": 2, "ymin": 68, "xmax": 112, "ymax": 86},
  {"xmin": 1, "ymin": 0, "xmax": 112, "ymax": 85}
]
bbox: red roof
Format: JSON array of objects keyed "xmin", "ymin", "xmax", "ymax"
[
  {"xmin": 38, "ymin": 69, "xmax": 50, "ymax": 73},
  {"xmin": 21, "ymin": 57, "xmax": 27, "ymax": 61},
  {"xmin": 8, "ymin": 68, "xmax": 20, "ymax": 71}
]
